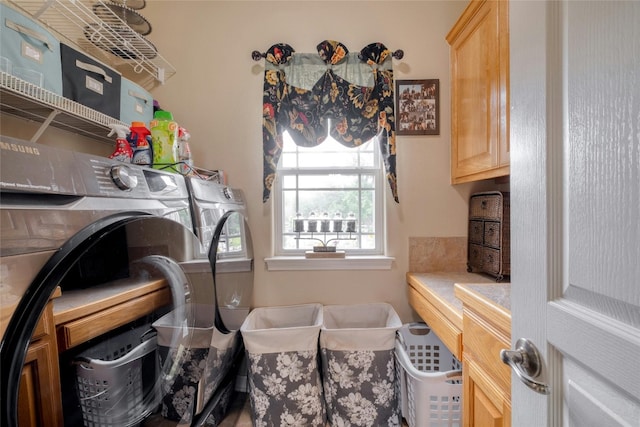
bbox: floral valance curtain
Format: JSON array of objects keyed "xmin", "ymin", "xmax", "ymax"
[{"xmin": 262, "ymin": 40, "xmax": 398, "ymax": 203}]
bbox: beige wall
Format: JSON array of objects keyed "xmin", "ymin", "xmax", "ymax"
[{"xmin": 1, "ymin": 1, "xmax": 504, "ymax": 322}]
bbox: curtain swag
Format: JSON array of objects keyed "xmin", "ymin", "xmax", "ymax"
[{"xmin": 261, "ymin": 41, "xmax": 399, "ymax": 203}]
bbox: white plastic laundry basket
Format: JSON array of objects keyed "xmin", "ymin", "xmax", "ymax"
[{"xmin": 396, "ymin": 323, "xmax": 463, "ymax": 427}]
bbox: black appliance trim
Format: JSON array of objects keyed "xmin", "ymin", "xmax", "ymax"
[{"xmin": 208, "ymin": 210, "xmax": 239, "ymax": 335}]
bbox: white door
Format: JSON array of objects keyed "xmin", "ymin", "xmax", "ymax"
[{"xmin": 509, "ymin": 1, "xmax": 640, "ymax": 426}]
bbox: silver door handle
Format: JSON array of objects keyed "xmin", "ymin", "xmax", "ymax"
[{"xmin": 500, "ymin": 338, "xmax": 551, "ymax": 395}]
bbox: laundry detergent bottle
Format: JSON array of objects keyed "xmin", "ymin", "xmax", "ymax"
[
  {"xmin": 128, "ymin": 121, "xmax": 153, "ymax": 166},
  {"xmin": 150, "ymin": 110, "xmax": 178, "ymax": 171},
  {"xmin": 107, "ymin": 123, "xmax": 133, "ymax": 162}
]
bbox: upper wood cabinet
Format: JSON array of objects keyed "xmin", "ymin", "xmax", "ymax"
[{"xmin": 447, "ymin": 0, "xmax": 510, "ymax": 184}]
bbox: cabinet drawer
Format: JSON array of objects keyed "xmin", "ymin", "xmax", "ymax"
[
  {"xmin": 469, "ymin": 220, "xmax": 484, "ymax": 244},
  {"xmin": 469, "ymin": 194, "xmax": 504, "ymax": 220},
  {"xmin": 56, "ymin": 287, "xmax": 171, "ymax": 351},
  {"xmin": 483, "ymin": 221, "xmax": 501, "ymax": 248},
  {"xmin": 463, "ymin": 309, "xmax": 511, "ymax": 400}
]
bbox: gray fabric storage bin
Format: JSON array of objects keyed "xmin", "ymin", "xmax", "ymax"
[
  {"xmin": 240, "ymin": 303, "xmax": 325, "ymax": 426},
  {"xmin": 320, "ymin": 303, "xmax": 403, "ymax": 427}
]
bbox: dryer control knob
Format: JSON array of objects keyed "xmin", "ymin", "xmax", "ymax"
[{"xmin": 110, "ymin": 165, "xmax": 138, "ymax": 191}]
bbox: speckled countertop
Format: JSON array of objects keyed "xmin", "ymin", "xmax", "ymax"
[
  {"xmin": 406, "ymin": 271, "xmax": 511, "ymax": 360},
  {"xmin": 407, "ymin": 271, "xmax": 511, "ymax": 317},
  {"xmin": 462, "ymin": 282, "xmax": 511, "ymax": 311}
]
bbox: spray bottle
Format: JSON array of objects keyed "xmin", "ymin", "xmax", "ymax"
[
  {"xmin": 128, "ymin": 121, "xmax": 153, "ymax": 166},
  {"xmin": 108, "ymin": 124, "xmax": 133, "ymax": 163},
  {"xmin": 177, "ymin": 127, "xmax": 193, "ymax": 175}
]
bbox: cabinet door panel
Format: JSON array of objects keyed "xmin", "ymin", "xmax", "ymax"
[
  {"xmin": 473, "ymin": 383, "xmax": 503, "ymax": 427},
  {"xmin": 448, "ymin": 0, "xmax": 510, "ymax": 184},
  {"xmin": 452, "ymin": 2, "xmax": 499, "ymax": 178}
]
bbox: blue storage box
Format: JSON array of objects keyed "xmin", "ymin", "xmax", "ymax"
[
  {"xmin": 60, "ymin": 43, "xmax": 121, "ymax": 118},
  {"xmin": 0, "ymin": 3, "xmax": 63, "ymax": 94},
  {"xmin": 120, "ymin": 77, "xmax": 154, "ymax": 126}
]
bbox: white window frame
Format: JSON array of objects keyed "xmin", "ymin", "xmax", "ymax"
[{"xmin": 272, "ymin": 133, "xmax": 386, "ymax": 257}]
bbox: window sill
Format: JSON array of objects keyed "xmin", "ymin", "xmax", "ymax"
[{"xmin": 264, "ymin": 255, "xmax": 394, "ymax": 271}]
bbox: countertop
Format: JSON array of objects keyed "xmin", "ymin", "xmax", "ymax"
[
  {"xmin": 406, "ymin": 271, "xmax": 510, "ymax": 359},
  {"xmin": 459, "ymin": 282, "xmax": 511, "ymax": 311},
  {"xmin": 407, "ymin": 271, "xmax": 499, "ymax": 316}
]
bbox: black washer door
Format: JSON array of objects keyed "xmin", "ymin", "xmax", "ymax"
[{"xmin": 1, "ymin": 215, "xmax": 239, "ymax": 426}]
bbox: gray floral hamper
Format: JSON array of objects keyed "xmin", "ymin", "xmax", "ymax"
[
  {"xmin": 152, "ymin": 303, "xmax": 240, "ymax": 424},
  {"xmin": 320, "ymin": 303, "xmax": 403, "ymax": 427},
  {"xmin": 240, "ymin": 303, "xmax": 326, "ymax": 426}
]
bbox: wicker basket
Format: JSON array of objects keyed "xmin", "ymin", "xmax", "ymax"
[{"xmin": 467, "ymin": 191, "xmax": 510, "ymax": 280}]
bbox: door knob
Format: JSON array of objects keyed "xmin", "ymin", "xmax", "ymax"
[{"xmin": 500, "ymin": 338, "xmax": 551, "ymax": 395}]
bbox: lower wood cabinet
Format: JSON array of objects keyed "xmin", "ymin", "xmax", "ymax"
[
  {"xmin": 455, "ymin": 284, "xmax": 511, "ymax": 427},
  {"xmin": 18, "ymin": 291, "xmax": 63, "ymax": 427}
]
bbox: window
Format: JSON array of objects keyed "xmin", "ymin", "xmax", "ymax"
[{"xmin": 274, "ymin": 130, "xmax": 385, "ymax": 256}]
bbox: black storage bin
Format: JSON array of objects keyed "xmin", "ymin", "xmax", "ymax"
[{"xmin": 60, "ymin": 43, "xmax": 121, "ymax": 118}]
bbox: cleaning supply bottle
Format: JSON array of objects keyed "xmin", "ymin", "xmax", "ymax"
[
  {"xmin": 150, "ymin": 110, "xmax": 178, "ymax": 172},
  {"xmin": 177, "ymin": 127, "xmax": 193, "ymax": 175},
  {"xmin": 128, "ymin": 121, "xmax": 153, "ymax": 166},
  {"xmin": 107, "ymin": 123, "xmax": 133, "ymax": 163}
]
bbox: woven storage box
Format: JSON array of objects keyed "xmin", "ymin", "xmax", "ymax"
[
  {"xmin": 0, "ymin": 3, "xmax": 63, "ymax": 94},
  {"xmin": 467, "ymin": 191, "xmax": 510, "ymax": 281},
  {"xmin": 74, "ymin": 325, "xmax": 158, "ymax": 427},
  {"xmin": 396, "ymin": 323, "xmax": 462, "ymax": 427}
]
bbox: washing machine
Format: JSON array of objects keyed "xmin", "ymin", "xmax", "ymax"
[{"xmin": 0, "ymin": 136, "xmax": 242, "ymax": 426}]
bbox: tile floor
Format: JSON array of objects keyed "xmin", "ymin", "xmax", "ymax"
[
  {"xmin": 218, "ymin": 392, "xmax": 409, "ymax": 427},
  {"xmin": 217, "ymin": 393, "xmax": 252, "ymax": 427},
  {"xmin": 147, "ymin": 392, "xmax": 409, "ymax": 426}
]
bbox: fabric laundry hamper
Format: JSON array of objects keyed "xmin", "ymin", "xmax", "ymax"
[
  {"xmin": 320, "ymin": 303, "xmax": 403, "ymax": 427},
  {"xmin": 152, "ymin": 304, "xmax": 240, "ymax": 424},
  {"xmin": 240, "ymin": 303, "xmax": 325, "ymax": 426}
]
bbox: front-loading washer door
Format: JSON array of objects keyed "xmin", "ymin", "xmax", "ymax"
[{"xmin": 0, "ymin": 215, "xmax": 238, "ymax": 427}]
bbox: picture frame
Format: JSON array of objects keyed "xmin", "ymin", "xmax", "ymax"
[{"xmin": 395, "ymin": 79, "xmax": 440, "ymax": 135}]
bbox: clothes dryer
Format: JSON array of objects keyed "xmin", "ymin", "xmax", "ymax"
[
  {"xmin": 184, "ymin": 177, "xmax": 253, "ymax": 332},
  {"xmin": 0, "ymin": 136, "xmax": 240, "ymax": 426}
]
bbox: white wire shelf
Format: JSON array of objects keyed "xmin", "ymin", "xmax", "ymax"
[
  {"xmin": 6, "ymin": 0, "xmax": 175, "ymax": 86},
  {"xmin": 0, "ymin": 71, "xmax": 124, "ymax": 143}
]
